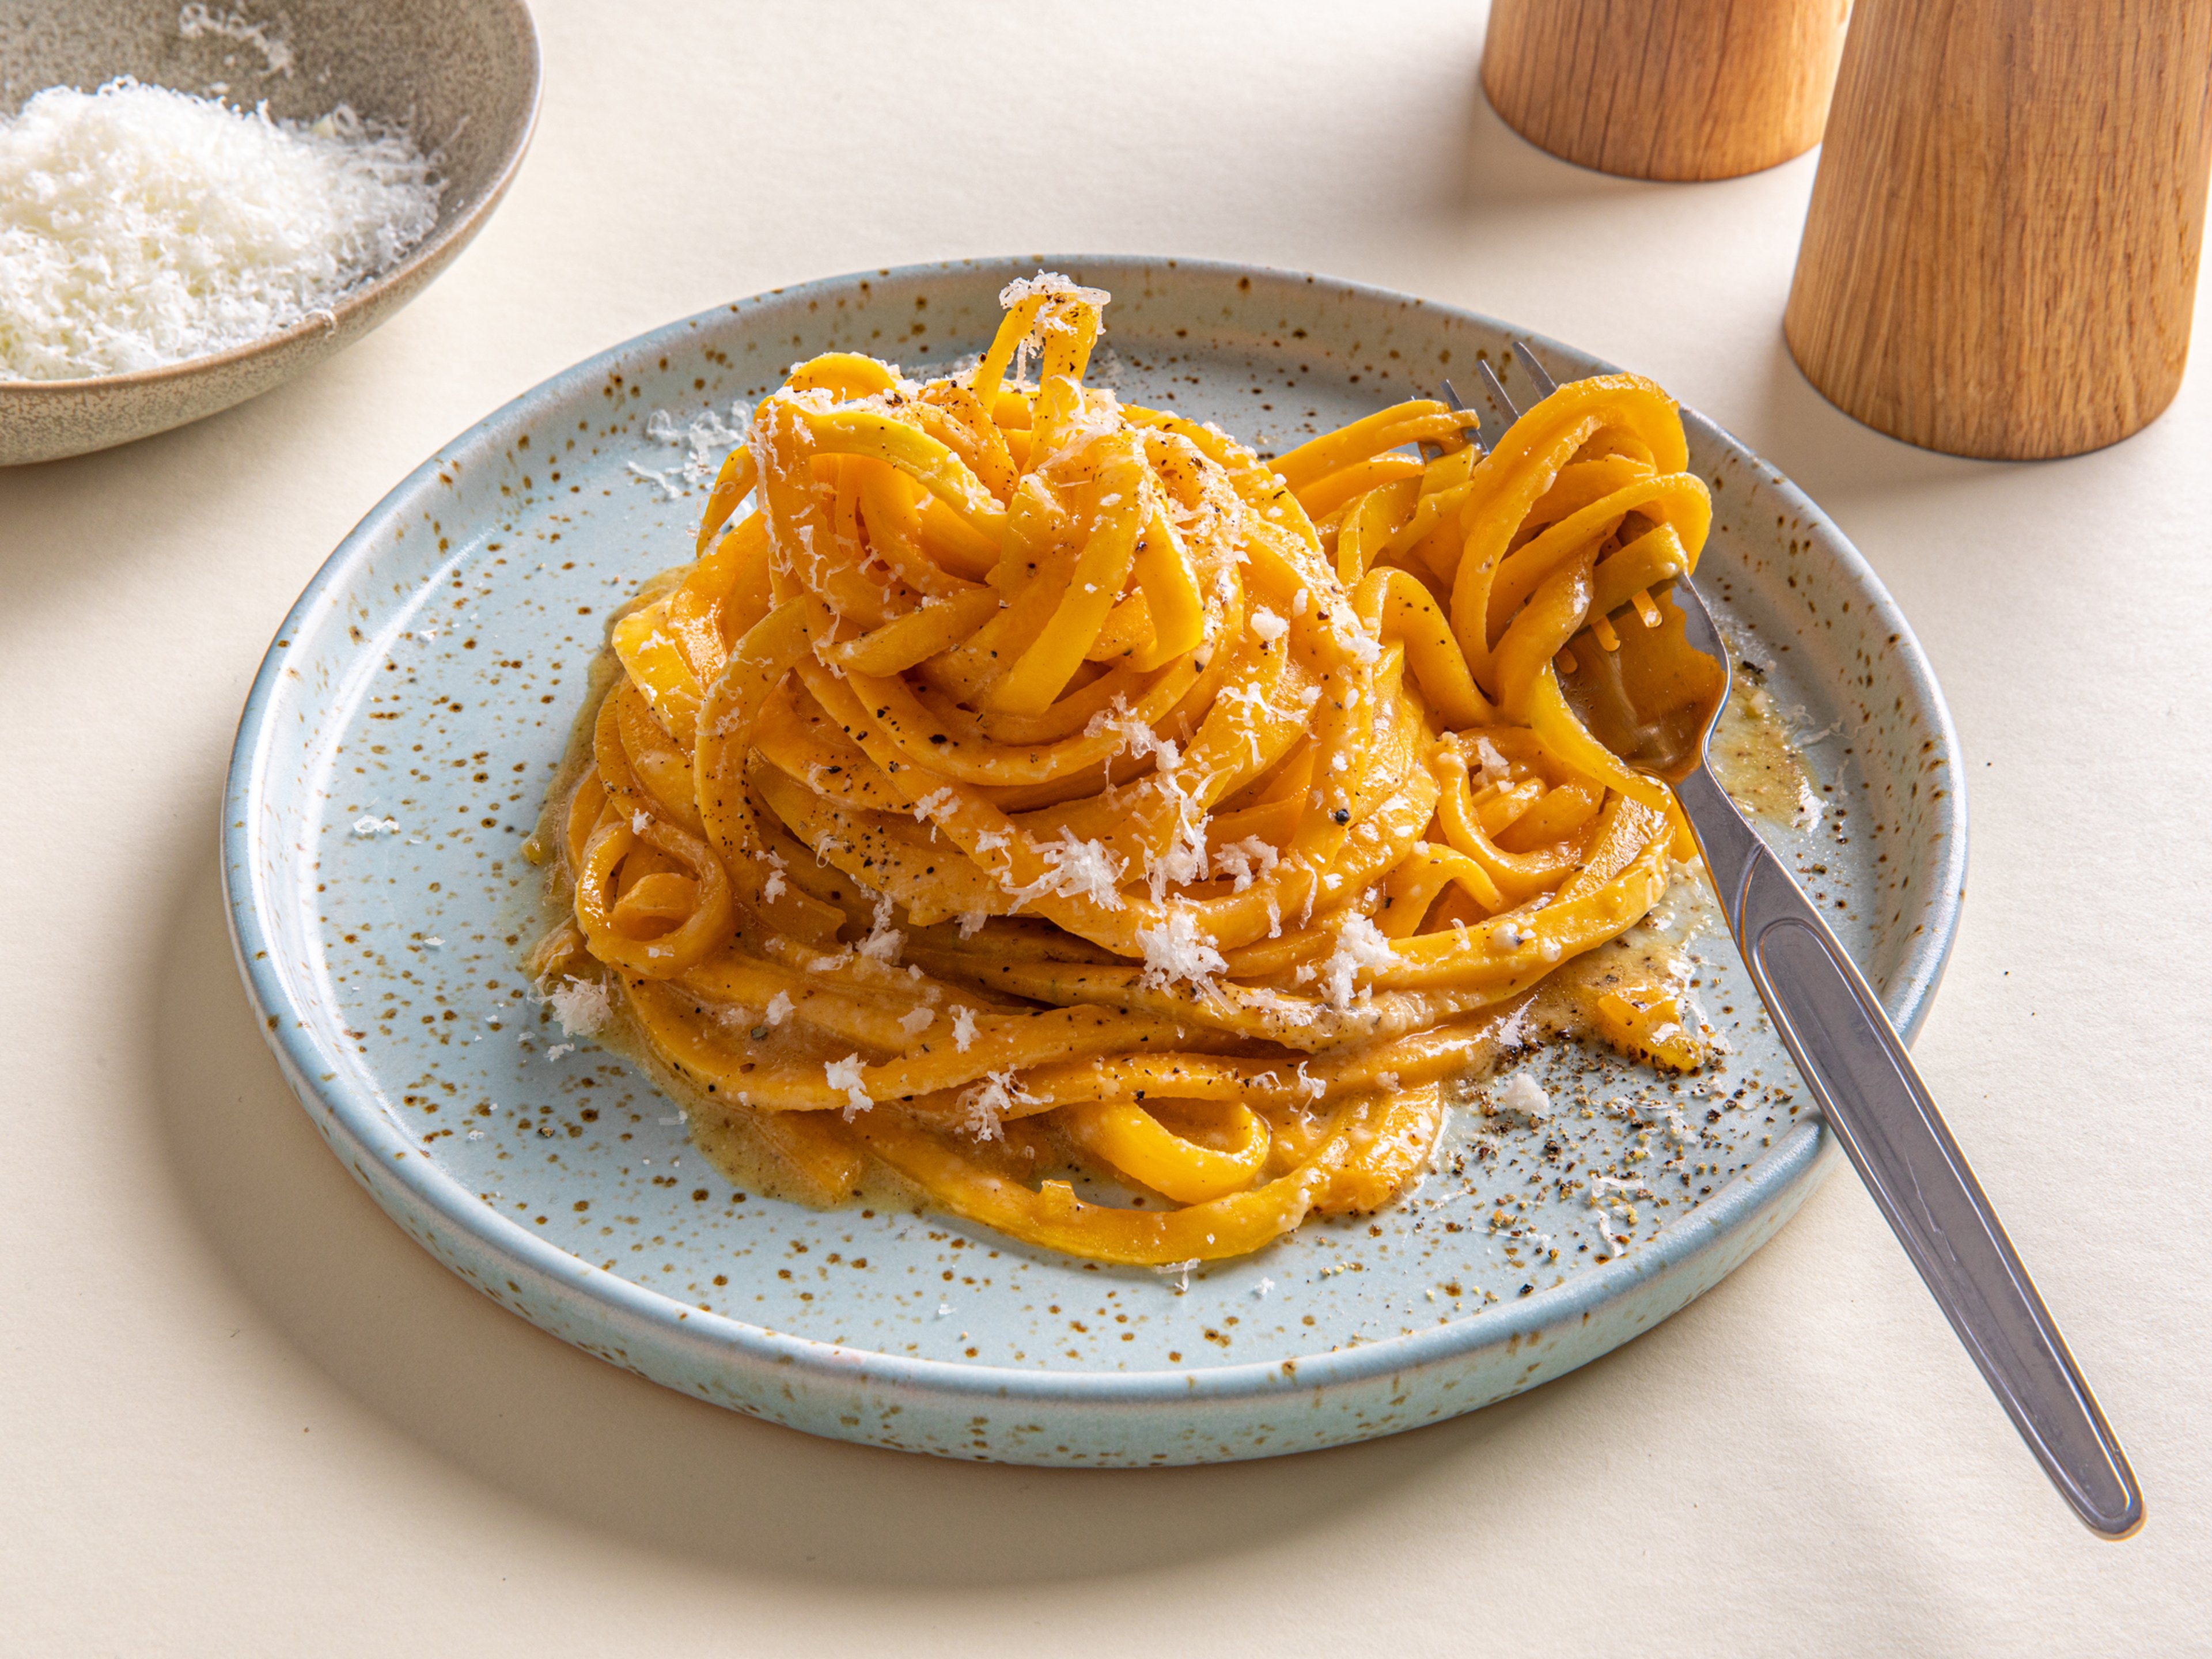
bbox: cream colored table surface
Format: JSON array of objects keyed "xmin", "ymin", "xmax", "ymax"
[{"xmin": 4, "ymin": 4, "xmax": 2207, "ymax": 1652}]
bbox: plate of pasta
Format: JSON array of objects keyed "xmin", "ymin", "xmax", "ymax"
[{"xmin": 224, "ymin": 257, "xmax": 1964, "ymax": 1464}]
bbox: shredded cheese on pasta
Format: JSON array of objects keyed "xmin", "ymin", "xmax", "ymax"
[{"xmin": 531, "ymin": 275, "xmax": 1716, "ymax": 1264}]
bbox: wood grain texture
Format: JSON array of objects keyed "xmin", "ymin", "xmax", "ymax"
[
  {"xmin": 1482, "ymin": 0, "xmax": 1852, "ymax": 181},
  {"xmin": 1785, "ymin": 0, "xmax": 2212, "ymax": 459}
]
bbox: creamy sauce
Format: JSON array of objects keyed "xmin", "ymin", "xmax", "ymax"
[
  {"xmin": 1428, "ymin": 858, "xmax": 1719, "ymax": 1105},
  {"xmin": 1708, "ymin": 675, "xmax": 1824, "ymax": 828},
  {"xmin": 625, "ymin": 1020, "xmax": 929, "ymax": 1210},
  {"xmin": 522, "ymin": 640, "xmax": 922, "ymax": 1210}
]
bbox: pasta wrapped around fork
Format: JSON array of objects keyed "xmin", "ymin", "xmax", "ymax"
[{"xmin": 529, "ymin": 275, "xmax": 1716, "ymax": 1263}]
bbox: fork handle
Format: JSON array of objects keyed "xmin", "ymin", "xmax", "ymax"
[{"xmin": 1672, "ymin": 764, "xmax": 2143, "ymax": 1537}]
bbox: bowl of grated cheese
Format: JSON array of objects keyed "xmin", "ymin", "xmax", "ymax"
[{"xmin": 0, "ymin": 0, "xmax": 539, "ymax": 465}]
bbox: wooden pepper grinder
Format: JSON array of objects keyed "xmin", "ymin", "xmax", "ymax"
[
  {"xmin": 1483, "ymin": 0, "xmax": 1854, "ymax": 181},
  {"xmin": 1786, "ymin": 0, "xmax": 2212, "ymax": 459}
]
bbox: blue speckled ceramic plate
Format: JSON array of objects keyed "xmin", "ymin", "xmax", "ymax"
[{"xmin": 223, "ymin": 256, "xmax": 1965, "ymax": 1465}]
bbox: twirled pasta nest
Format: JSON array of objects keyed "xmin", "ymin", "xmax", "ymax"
[{"xmin": 528, "ymin": 275, "xmax": 1718, "ymax": 1264}]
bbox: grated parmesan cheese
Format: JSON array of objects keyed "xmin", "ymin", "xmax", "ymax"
[
  {"xmin": 998, "ymin": 271, "xmax": 1109, "ymax": 309},
  {"xmin": 0, "ymin": 77, "xmax": 442, "ymax": 380},
  {"xmin": 1004, "ymin": 828, "xmax": 1126, "ymax": 912},
  {"xmin": 1136, "ymin": 908, "xmax": 1228, "ymax": 992},
  {"xmin": 1473, "ymin": 734, "xmax": 1512, "ymax": 787},
  {"xmin": 1084, "ymin": 699, "xmax": 1177, "ymax": 770},
  {"xmin": 997, "ymin": 272, "xmax": 1112, "ymax": 359},
  {"xmin": 177, "ymin": 5, "xmax": 295, "ymax": 79},
  {"xmin": 955, "ymin": 1071, "xmax": 1021, "ymax": 1141},
  {"xmin": 1495, "ymin": 1071, "xmax": 1550, "ymax": 1122},
  {"xmin": 625, "ymin": 461, "xmax": 683, "ymax": 502},
  {"xmin": 950, "ymin": 1006, "xmax": 979, "ymax": 1052},
  {"xmin": 1586, "ymin": 1176, "xmax": 1647, "ymax": 1253},
  {"xmin": 634, "ymin": 402, "xmax": 752, "ymax": 493},
  {"xmin": 854, "ymin": 895, "xmax": 904, "ymax": 964},
  {"xmin": 1211, "ymin": 834, "xmax": 1279, "ymax": 893},
  {"xmin": 1338, "ymin": 619, "xmax": 1383, "ymax": 666},
  {"xmin": 1319, "ymin": 913, "xmax": 1396, "ymax": 1012},
  {"xmin": 546, "ymin": 977, "xmax": 611, "ymax": 1038},
  {"xmin": 824, "ymin": 1054, "xmax": 873, "ymax": 1118},
  {"xmin": 1141, "ymin": 764, "xmax": 1210, "ymax": 903}
]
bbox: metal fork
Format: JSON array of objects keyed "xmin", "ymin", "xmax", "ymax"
[{"xmin": 1443, "ymin": 345, "xmax": 2142, "ymax": 1540}]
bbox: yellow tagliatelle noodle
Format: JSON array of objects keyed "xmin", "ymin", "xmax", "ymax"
[{"xmin": 529, "ymin": 274, "xmax": 1718, "ymax": 1265}]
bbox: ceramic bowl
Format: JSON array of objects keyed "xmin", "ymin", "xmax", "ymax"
[{"xmin": 0, "ymin": 0, "xmax": 539, "ymax": 465}]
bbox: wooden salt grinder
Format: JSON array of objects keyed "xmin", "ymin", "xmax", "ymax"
[
  {"xmin": 1786, "ymin": 0, "xmax": 2212, "ymax": 459},
  {"xmin": 1482, "ymin": 0, "xmax": 1853, "ymax": 181}
]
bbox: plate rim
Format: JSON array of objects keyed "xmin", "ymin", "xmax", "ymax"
[{"xmin": 221, "ymin": 252, "xmax": 1968, "ymax": 1421}]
